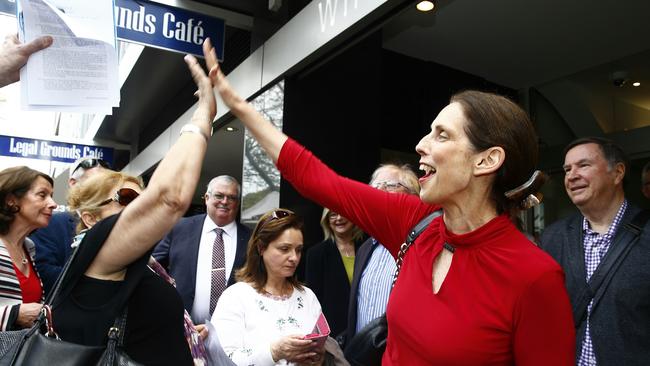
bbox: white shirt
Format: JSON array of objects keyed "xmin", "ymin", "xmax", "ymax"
[
  {"xmin": 212, "ymin": 282, "xmax": 322, "ymax": 366},
  {"xmin": 191, "ymin": 217, "xmax": 238, "ymax": 323}
]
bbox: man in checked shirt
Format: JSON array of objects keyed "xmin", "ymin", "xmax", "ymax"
[{"xmin": 540, "ymin": 137, "xmax": 650, "ymax": 366}]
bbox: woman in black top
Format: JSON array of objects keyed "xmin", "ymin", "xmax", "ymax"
[{"xmin": 51, "ymin": 40, "xmax": 219, "ymax": 366}]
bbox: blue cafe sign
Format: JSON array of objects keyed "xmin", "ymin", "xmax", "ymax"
[
  {"xmin": 114, "ymin": 0, "xmax": 225, "ymax": 59},
  {"xmin": 4, "ymin": 0, "xmax": 224, "ymax": 59},
  {"xmin": 0, "ymin": 135, "xmax": 114, "ymax": 164}
]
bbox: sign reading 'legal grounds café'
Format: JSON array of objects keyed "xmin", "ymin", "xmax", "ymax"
[
  {"xmin": 0, "ymin": 135, "xmax": 114, "ymax": 164},
  {"xmin": 2, "ymin": 0, "xmax": 225, "ymax": 58}
]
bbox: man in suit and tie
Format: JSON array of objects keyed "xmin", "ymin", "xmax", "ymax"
[
  {"xmin": 540, "ymin": 137, "xmax": 650, "ymax": 365},
  {"xmin": 345, "ymin": 164, "xmax": 420, "ymax": 346},
  {"xmin": 153, "ymin": 175, "xmax": 251, "ymax": 324}
]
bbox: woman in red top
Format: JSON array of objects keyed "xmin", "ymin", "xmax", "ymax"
[
  {"xmin": 0, "ymin": 166, "xmax": 57, "ymax": 330},
  {"xmin": 204, "ymin": 41, "xmax": 575, "ymax": 365}
]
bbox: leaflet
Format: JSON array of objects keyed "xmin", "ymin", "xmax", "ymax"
[{"xmin": 17, "ymin": 0, "xmax": 119, "ymax": 113}]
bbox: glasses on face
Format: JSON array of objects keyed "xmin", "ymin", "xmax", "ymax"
[
  {"xmin": 99, "ymin": 188, "xmax": 140, "ymax": 207},
  {"xmin": 371, "ymin": 180, "xmax": 408, "ymax": 192},
  {"xmin": 207, "ymin": 192, "xmax": 239, "ymax": 203},
  {"xmin": 72, "ymin": 158, "xmax": 111, "ymax": 176},
  {"xmin": 328, "ymin": 212, "xmax": 342, "ymax": 220}
]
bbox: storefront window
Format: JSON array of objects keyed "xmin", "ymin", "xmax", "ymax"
[{"xmin": 240, "ymin": 80, "xmax": 284, "ymax": 226}]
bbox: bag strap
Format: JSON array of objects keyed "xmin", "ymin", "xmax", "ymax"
[
  {"xmin": 44, "ymin": 244, "xmax": 81, "ymax": 306},
  {"xmin": 392, "ymin": 210, "xmax": 443, "ymax": 287},
  {"xmin": 572, "ymin": 209, "xmax": 650, "ymax": 328}
]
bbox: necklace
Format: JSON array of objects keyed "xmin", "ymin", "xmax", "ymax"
[
  {"xmin": 337, "ymin": 244, "xmax": 354, "ymax": 257},
  {"xmin": 0, "ymin": 238, "xmax": 28, "ymax": 265},
  {"xmin": 262, "ymin": 284, "xmax": 293, "ymax": 301}
]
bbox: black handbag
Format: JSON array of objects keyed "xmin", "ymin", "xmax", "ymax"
[
  {"xmin": 344, "ymin": 210, "xmax": 442, "ymax": 366},
  {"xmin": 0, "ymin": 237, "xmax": 142, "ymax": 366}
]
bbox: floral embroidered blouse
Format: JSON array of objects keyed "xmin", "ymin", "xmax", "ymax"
[{"xmin": 211, "ymin": 282, "xmax": 322, "ymax": 366}]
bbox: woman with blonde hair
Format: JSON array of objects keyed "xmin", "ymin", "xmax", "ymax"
[
  {"xmin": 305, "ymin": 208, "xmax": 363, "ymax": 341},
  {"xmin": 47, "ymin": 40, "xmax": 218, "ymax": 366}
]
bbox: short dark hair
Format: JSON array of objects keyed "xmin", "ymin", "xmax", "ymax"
[
  {"xmin": 236, "ymin": 208, "xmax": 304, "ymax": 292},
  {"xmin": 564, "ymin": 137, "xmax": 628, "ymax": 174},
  {"xmin": 451, "ymin": 90, "xmax": 540, "ymax": 215},
  {"xmin": 0, "ymin": 166, "xmax": 54, "ymax": 235}
]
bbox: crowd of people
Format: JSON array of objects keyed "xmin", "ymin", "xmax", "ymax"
[{"xmin": 1, "ymin": 33, "xmax": 649, "ymax": 366}]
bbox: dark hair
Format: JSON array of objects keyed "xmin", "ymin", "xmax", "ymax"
[
  {"xmin": 0, "ymin": 166, "xmax": 54, "ymax": 235},
  {"xmin": 451, "ymin": 90, "xmax": 542, "ymax": 215},
  {"xmin": 564, "ymin": 137, "xmax": 628, "ymax": 174},
  {"xmin": 236, "ymin": 208, "xmax": 304, "ymax": 292}
]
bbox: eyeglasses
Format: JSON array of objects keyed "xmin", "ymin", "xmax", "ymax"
[
  {"xmin": 257, "ymin": 209, "xmax": 294, "ymax": 230},
  {"xmin": 371, "ymin": 180, "xmax": 409, "ymax": 192},
  {"xmin": 328, "ymin": 212, "xmax": 343, "ymax": 220},
  {"xmin": 71, "ymin": 158, "xmax": 110, "ymax": 176},
  {"xmin": 206, "ymin": 192, "xmax": 239, "ymax": 203},
  {"xmin": 99, "ymin": 188, "xmax": 140, "ymax": 207}
]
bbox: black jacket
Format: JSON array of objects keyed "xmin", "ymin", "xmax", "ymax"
[
  {"xmin": 539, "ymin": 204, "xmax": 650, "ymax": 366},
  {"xmin": 305, "ymin": 238, "xmax": 359, "ymax": 339}
]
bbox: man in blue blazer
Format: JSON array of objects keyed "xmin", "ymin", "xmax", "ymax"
[
  {"xmin": 153, "ymin": 175, "xmax": 251, "ymax": 324},
  {"xmin": 540, "ymin": 137, "xmax": 650, "ymax": 365}
]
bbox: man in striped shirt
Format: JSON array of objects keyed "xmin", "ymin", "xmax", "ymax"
[{"xmin": 345, "ymin": 164, "xmax": 420, "ymax": 345}]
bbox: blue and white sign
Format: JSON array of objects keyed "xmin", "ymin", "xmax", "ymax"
[
  {"xmin": 114, "ymin": 0, "xmax": 225, "ymax": 59},
  {"xmin": 5, "ymin": 0, "xmax": 225, "ymax": 58},
  {"xmin": 0, "ymin": 135, "xmax": 114, "ymax": 164},
  {"xmin": 0, "ymin": 0, "xmax": 15, "ymax": 16}
]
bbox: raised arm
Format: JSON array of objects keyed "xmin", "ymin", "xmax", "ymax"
[
  {"xmin": 203, "ymin": 39, "xmax": 286, "ymax": 163},
  {"xmin": 86, "ymin": 42, "xmax": 217, "ymax": 278}
]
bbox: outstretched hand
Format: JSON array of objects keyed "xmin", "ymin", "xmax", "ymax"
[
  {"xmin": 0, "ymin": 33, "xmax": 53, "ymax": 88},
  {"xmin": 202, "ymin": 38, "xmax": 246, "ymax": 113},
  {"xmin": 183, "ymin": 43, "xmax": 218, "ymax": 124}
]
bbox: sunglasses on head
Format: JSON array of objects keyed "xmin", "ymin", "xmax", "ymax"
[
  {"xmin": 257, "ymin": 209, "xmax": 294, "ymax": 230},
  {"xmin": 99, "ymin": 188, "xmax": 140, "ymax": 207},
  {"xmin": 72, "ymin": 158, "xmax": 111, "ymax": 176}
]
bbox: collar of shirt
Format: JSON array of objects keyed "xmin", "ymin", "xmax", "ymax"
[
  {"xmin": 582, "ymin": 199, "xmax": 628, "ymax": 239},
  {"xmin": 203, "ymin": 216, "xmax": 237, "ymax": 238}
]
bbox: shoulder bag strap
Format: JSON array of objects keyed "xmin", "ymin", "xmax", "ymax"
[
  {"xmin": 572, "ymin": 209, "xmax": 650, "ymax": 328},
  {"xmin": 392, "ymin": 210, "xmax": 443, "ymax": 288},
  {"xmin": 44, "ymin": 244, "xmax": 81, "ymax": 306}
]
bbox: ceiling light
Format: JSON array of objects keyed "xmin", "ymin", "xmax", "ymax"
[
  {"xmin": 225, "ymin": 126, "xmax": 238, "ymax": 132},
  {"xmin": 633, "ymin": 82, "xmax": 641, "ymax": 87},
  {"xmin": 416, "ymin": 1, "xmax": 435, "ymax": 12}
]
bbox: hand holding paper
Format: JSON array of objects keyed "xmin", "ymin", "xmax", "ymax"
[{"xmin": 0, "ymin": 33, "xmax": 52, "ymax": 87}]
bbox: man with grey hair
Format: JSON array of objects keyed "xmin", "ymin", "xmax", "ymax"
[
  {"xmin": 153, "ymin": 175, "xmax": 251, "ymax": 324},
  {"xmin": 345, "ymin": 163, "xmax": 420, "ymax": 347},
  {"xmin": 30, "ymin": 156, "xmax": 110, "ymax": 295},
  {"xmin": 641, "ymin": 161, "xmax": 650, "ymax": 199}
]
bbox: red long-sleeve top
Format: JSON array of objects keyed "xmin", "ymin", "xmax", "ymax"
[{"xmin": 277, "ymin": 138, "xmax": 575, "ymax": 365}]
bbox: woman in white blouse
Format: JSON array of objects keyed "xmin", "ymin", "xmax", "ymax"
[{"xmin": 212, "ymin": 208, "xmax": 326, "ymax": 366}]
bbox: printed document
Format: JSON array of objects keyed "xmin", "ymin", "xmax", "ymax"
[{"xmin": 18, "ymin": 0, "xmax": 119, "ymax": 114}]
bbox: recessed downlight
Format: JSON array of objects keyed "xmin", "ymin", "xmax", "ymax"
[
  {"xmin": 225, "ymin": 126, "xmax": 238, "ymax": 132},
  {"xmin": 632, "ymin": 82, "xmax": 641, "ymax": 87},
  {"xmin": 416, "ymin": 1, "xmax": 435, "ymax": 12}
]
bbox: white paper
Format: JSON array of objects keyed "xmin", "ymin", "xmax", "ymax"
[
  {"xmin": 18, "ymin": 0, "xmax": 119, "ymax": 113},
  {"xmin": 204, "ymin": 320, "xmax": 237, "ymax": 366}
]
